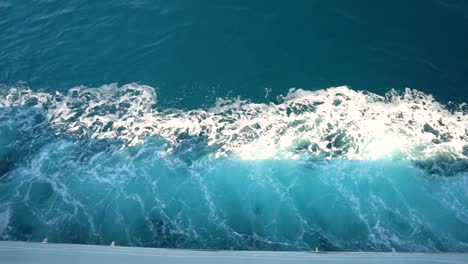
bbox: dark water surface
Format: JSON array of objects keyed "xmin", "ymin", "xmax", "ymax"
[{"xmin": 1, "ymin": 0, "xmax": 468, "ymax": 106}]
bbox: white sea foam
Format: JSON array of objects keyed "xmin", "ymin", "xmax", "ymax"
[{"xmin": 1, "ymin": 83, "xmax": 467, "ymax": 160}]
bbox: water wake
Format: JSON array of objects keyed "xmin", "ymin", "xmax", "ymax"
[
  {"xmin": 1, "ymin": 83, "xmax": 466, "ymax": 162},
  {"xmin": 0, "ymin": 84, "xmax": 467, "ymax": 251}
]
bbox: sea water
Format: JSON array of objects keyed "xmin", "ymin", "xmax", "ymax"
[{"xmin": 0, "ymin": 0, "xmax": 467, "ymax": 252}]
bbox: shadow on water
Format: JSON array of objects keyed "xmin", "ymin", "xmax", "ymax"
[
  {"xmin": 0, "ymin": 106, "xmax": 53, "ymax": 178},
  {"xmin": 414, "ymin": 158, "xmax": 468, "ymax": 177}
]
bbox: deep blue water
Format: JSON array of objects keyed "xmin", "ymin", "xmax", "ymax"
[{"xmin": 0, "ymin": 0, "xmax": 467, "ymax": 252}]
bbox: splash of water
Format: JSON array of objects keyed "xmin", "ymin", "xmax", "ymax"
[{"xmin": 1, "ymin": 83, "xmax": 466, "ymax": 162}]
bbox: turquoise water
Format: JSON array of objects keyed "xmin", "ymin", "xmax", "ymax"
[{"xmin": 0, "ymin": 0, "xmax": 467, "ymax": 252}]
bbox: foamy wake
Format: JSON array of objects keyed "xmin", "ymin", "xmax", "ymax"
[{"xmin": 1, "ymin": 83, "xmax": 467, "ymax": 161}]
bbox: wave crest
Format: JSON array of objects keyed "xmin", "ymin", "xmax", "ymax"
[{"xmin": 1, "ymin": 83, "xmax": 467, "ymax": 161}]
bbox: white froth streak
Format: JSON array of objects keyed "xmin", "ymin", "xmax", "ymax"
[{"xmin": 0, "ymin": 84, "xmax": 466, "ymax": 161}]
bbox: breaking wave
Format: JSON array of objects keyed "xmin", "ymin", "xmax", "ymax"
[{"xmin": 1, "ymin": 83, "xmax": 467, "ymax": 163}]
